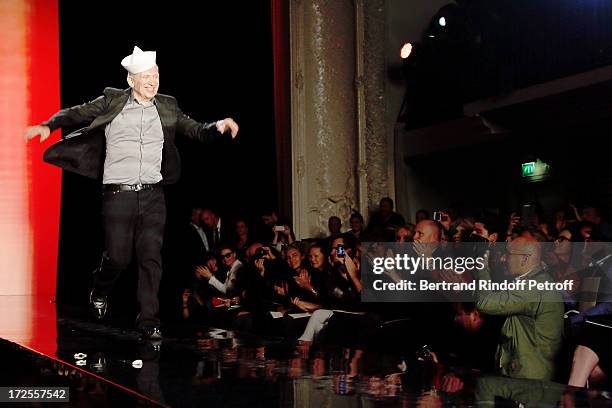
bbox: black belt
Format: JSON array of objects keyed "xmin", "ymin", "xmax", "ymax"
[{"xmin": 103, "ymin": 183, "xmax": 160, "ymax": 192}]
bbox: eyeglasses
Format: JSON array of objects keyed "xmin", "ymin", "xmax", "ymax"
[
  {"xmin": 555, "ymin": 236, "xmax": 569, "ymax": 242},
  {"xmin": 221, "ymin": 252, "xmax": 234, "ymax": 259}
]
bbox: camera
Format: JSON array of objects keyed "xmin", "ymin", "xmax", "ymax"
[
  {"xmin": 416, "ymin": 344, "xmax": 434, "ymax": 362},
  {"xmin": 274, "ymin": 225, "xmax": 284, "ymax": 232},
  {"xmin": 337, "ymin": 243, "xmax": 345, "ymax": 258},
  {"xmin": 433, "ymin": 211, "xmax": 448, "ymax": 222},
  {"xmin": 254, "ymin": 247, "xmax": 267, "ymax": 260}
]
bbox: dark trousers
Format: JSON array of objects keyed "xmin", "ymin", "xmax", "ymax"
[{"xmin": 95, "ymin": 188, "xmax": 166, "ymax": 328}]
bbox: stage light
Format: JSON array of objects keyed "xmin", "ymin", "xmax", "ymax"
[
  {"xmin": 439, "ymin": 16, "xmax": 447, "ymax": 27},
  {"xmin": 400, "ymin": 42, "xmax": 413, "ymax": 59}
]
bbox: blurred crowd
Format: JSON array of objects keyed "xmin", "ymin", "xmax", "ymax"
[{"xmin": 170, "ymin": 198, "xmax": 612, "ymax": 391}]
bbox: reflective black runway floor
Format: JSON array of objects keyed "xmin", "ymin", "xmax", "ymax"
[{"xmin": 1, "ymin": 296, "xmax": 612, "ymax": 407}]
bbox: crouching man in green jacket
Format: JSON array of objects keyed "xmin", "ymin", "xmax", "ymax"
[{"xmin": 474, "ymin": 236, "xmax": 564, "ymax": 380}]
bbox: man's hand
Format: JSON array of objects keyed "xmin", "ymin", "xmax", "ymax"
[
  {"xmin": 216, "ymin": 118, "xmax": 239, "ymax": 139},
  {"xmin": 274, "ymin": 282, "xmax": 288, "ymax": 297},
  {"xmin": 262, "ymin": 246, "xmax": 276, "ymax": 260},
  {"xmin": 507, "ymin": 212, "xmax": 520, "ymax": 236},
  {"xmin": 255, "ymin": 258, "xmax": 266, "ymax": 275},
  {"xmin": 438, "ymin": 211, "xmax": 452, "ymax": 231},
  {"xmin": 293, "ymin": 270, "xmax": 313, "ymax": 291},
  {"xmin": 195, "ymin": 265, "xmax": 213, "ymax": 280},
  {"xmin": 413, "ymin": 241, "xmax": 436, "ymax": 259},
  {"xmin": 24, "ymin": 125, "xmax": 51, "ymax": 142}
]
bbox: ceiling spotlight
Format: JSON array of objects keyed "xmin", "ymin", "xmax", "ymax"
[
  {"xmin": 438, "ymin": 16, "xmax": 447, "ymax": 27},
  {"xmin": 400, "ymin": 42, "xmax": 413, "ymax": 59}
]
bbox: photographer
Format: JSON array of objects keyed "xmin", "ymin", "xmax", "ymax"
[
  {"xmin": 323, "ymin": 234, "xmax": 362, "ymax": 307},
  {"xmin": 240, "ymin": 243, "xmax": 285, "ymax": 306},
  {"xmin": 474, "ymin": 237, "xmax": 564, "ymax": 380}
]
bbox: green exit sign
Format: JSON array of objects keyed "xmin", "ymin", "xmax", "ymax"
[
  {"xmin": 522, "ymin": 162, "xmax": 535, "ymax": 177},
  {"xmin": 521, "ymin": 159, "xmax": 550, "ymax": 182}
]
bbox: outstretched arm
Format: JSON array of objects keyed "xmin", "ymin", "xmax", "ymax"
[
  {"xmin": 176, "ymin": 106, "xmax": 239, "ymax": 142},
  {"xmin": 24, "ymin": 94, "xmax": 108, "ymax": 142}
]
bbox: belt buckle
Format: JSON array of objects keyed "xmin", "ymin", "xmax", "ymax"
[{"xmin": 133, "ymin": 183, "xmax": 144, "ymax": 192}]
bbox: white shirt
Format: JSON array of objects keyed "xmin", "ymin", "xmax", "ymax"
[{"xmin": 209, "ymin": 259, "xmax": 242, "ymax": 295}]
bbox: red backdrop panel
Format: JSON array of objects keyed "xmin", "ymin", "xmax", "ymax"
[
  {"xmin": 0, "ymin": 0, "xmax": 60, "ymax": 350},
  {"xmin": 26, "ymin": 0, "xmax": 62, "ymax": 298}
]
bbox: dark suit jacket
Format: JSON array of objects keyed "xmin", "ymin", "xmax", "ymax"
[
  {"xmin": 42, "ymin": 87, "xmax": 225, "ymax": 184},
  {"xmin": 204, "ymin": 218, "xmax": 236, "ymax": 249}
]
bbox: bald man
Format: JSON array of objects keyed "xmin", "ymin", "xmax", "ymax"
[
  {"xmin": 413, "ymin": 220, "xmax": 441, "ymax": 244},
  {"xmin": 474, "ymin": 237, "xmax": 564, "ymax": 380}
]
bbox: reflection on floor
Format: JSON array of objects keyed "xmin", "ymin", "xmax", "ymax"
[{"xmin": 0, "ymin": 296, "xmax": 612, "ymax": 407}]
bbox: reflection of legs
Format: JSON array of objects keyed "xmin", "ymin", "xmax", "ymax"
[
  {"xmin": 134, "ymin": 189, "xmax": 166, "ymax": 329},
  {"xmin": 95, "ymin": 192, "xmax": 136, "ymax": 296},
  {"xmin": 298, "ymin": 309, "xmax": 334, "ymax": 342},
  {"xmin": 568, "ymin": 345, "xmax": 599, "ymax": 387}
]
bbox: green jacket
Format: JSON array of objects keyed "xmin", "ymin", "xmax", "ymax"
[
  {"xmin": 474, "ymin": 267, "xmax": 564, "ymax": 380},
  {"xmin": 475, "ymin": 375, "xmax": 565, "ymax": 407}
]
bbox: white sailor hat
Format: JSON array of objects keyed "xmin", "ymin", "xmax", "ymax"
[{"xmin": 121, "ymin": 46, "xmax": 156, "ymax": 74}]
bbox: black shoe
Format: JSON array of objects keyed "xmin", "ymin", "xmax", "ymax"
[
  {"xmin": 89, "ymin": 290, "xmax": 108, "ymax": 320},
  {"xmin": 140, "ymin": 326, "xmax": 162, "ymax": 340}
]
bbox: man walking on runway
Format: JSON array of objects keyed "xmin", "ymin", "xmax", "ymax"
[{"xmin": 25, "ymin": 46, "xmax": 239, "ymax": 339}]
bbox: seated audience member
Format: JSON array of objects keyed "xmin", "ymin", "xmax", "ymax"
[
  {"xmin": 367, "ymin": 197, "xmax": 406, "ymax": 236},
  {"xmin": 324, "ymin": 234, "xmax": 362, "ymax": 306},
  {"xmin": 234, "ymin": 218, "xmax": 252, "ymax": 261},
  {"xmin": 471, "ymin": 215, "xmax": 506, "ymax": 282},
  {"xmin": 327, "ymin": 216, "xmax": 342, "ymax": 240},
  {"xmin": 472, "ymin": 215, "xmax": 502, "ymax": 243},
  {"xmin": 412, "ymin": 219, "xmax": 446, "ymax": 262},
  {"xmin": 395, "ymin": 224, "xmax": 415, "ymax": 243},
  {"xmin": 547, "ymin": 209, "xmax": 566, "ymax": 240},
  {"xmin": 298, "ymin": 234, "xmax": 366, "ymax": 343},
  {"xmin": 231, "ymin": 243, "xmax": 285, "ymax": 332},
  {"xmin": 307, "ymin": 242, "xmax": 331, "ymax": 282},
  {"xmin": 181, "ymin": 285, "xmax": 216, "ymax": 324},
  {"xmin": 576, "ymin": 220, "xmax": 597, "ymax": 242},
  {"xmin": 450, "ymin": 217, "xmax": 475, "ymax": 243},
  {"xmin": 271, "ymin": 224, "xmax": 295, "ymax": 253},
  {"xmin": 196, "ymin": 244, "xmax": 243, "ymax": 296},
  {"xmin": 442, "ymin": 302, "xmax": 501, "ymax": 373},
  {"xmin": 474, "ymin": 237, "xmax": 564, "ymax": 380},
  {"xmin": 182, "ymin": 252, "xmax": 223, "ymax": 322},
  {"xmin": 580, "ymin": 206, "xmax": 612, "ymax": 241},
  {"xmin": 285, "ymin": 243, "xmax": 324, "ymax": 312},
  {"xmin": 545, "ymin": 228, "xmax": 583, "ymax": 305},
  {"xmin": 347, "ymin": 212, "xmax": 365, "ymax": 240},
  {"xmin": 261, "ymin": 209, "xmax": 295, "ymax": 244},
  {"xmin": 568, "ymin": 307, "xmax": 612, "ymax": 388},
  {"xmin": 321, "ymin": 216, "xmax": 342, "ymax": 252}
]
